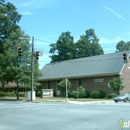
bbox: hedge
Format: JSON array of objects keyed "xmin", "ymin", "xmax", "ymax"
[
  {"xmin": 91, "ymin": 90, "xmax": 106, "ymax": 98},
  {"xmin": 0, "ymin": 91, "xmax": 6, "ymax": 97},
  {"xmin": 108, "ymin": 93, "xmax": 117, "ymax": 99},
  {"xmin": 71, "ymin": 91, "xmax": 79, "ymax": 99}
]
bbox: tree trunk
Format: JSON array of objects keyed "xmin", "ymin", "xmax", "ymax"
[
  {"xmin": 16, "ymin": 81, "xmax": 19, "ymax": 100},
  {"xmin": 1, "ymin": 82, "xmax": 4, "ymax": 91}
]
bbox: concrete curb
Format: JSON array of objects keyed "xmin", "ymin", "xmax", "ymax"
[{"xmin": 68, "ymin": 100, "xmax": 114, "ymax": 104}]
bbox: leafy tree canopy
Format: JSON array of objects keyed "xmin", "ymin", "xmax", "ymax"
[
  {"xmin": 0, "ymin": 0, "xmax": 42, "ymax": 98},
  {"xmin": 49, "ymin": 29, "xmax": 104, "ymax": 62},
  {"xmin": 57, "ymin": 79, "xmax": 71, "ymax": 97},
  {"xmin": 109, "ymin": 77, "xmax": 124, "ymax": 95},
  {"xmin": 49, "ymin": 31, "xmax": 75, "ymax": 62},
  {"xmin": 116, "ymin": 40, "xmax": 130, "ymax": 51},
  {"xmin": 76, "ymin": 29, "xmax": 104, "ymax": 58}
]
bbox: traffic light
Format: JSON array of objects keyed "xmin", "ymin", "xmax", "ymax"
[
  {"xmin": 123, "ymin": 53, "xmax": 127, "ymax": 63},
  {"xmin": 36, "ymin": 51, "xmax": 39, "ymax": 60},
  {"xmin": 17, "ymin": 47, "xmax": 22, "ymax": 57}
]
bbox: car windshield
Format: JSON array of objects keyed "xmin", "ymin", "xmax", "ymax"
[{"xmin": 119, "ymin": 94, "xmax": 127, "ymax": 96}]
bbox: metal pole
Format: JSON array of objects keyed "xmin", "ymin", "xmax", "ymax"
[
  {"xmin": 31, "ymin": 36, "xmax": 34, "ymax": 101},
  {"xmin": 66, "ymin": 78, "xmax": 68, "ymax": 102}
]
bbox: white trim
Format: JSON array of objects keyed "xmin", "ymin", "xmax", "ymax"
[{"xmin": 119, "ymin": 63, "xmax": 125, "ymax": 75}]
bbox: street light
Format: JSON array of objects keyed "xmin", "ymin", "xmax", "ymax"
[{"xmin": 19, "ymin": 36, "xmax": 34, "ymax": 101}]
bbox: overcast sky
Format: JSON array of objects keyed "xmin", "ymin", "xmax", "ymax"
[{"xmin": 9, "ymin": 0, "xmax": 130, "ymax": 69}]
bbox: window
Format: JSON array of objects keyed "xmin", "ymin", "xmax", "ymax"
[
  {"xmin": 78, "ymin": 79, "xmax": 82, "ymax": 87},
  {"xmin": 47, "ymin": 81, "xmax": 50, "ymax": 89}
]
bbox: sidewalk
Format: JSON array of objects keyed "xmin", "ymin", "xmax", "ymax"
[{"xmin": 68, "ymin": 100, "xmax": 114, "ymax": 104}]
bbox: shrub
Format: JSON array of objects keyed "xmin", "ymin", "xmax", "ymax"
[
  {"xmin": 91, "ymin": 90, "xmax": 100, "ymax": 98},
  {"xmin": 85, "ymin": 90, "xmax": 90, "ymax": 98},
  {"xmin": 98, "ymin": 90, "xmax": 106, "ymax": 98},
  {"xmin": 0, "ymin": 91, "xmax": 6, "ymax": 97},
  {"xmin": 19, "ymin": 92, "xmax": 25, "ymax": 97},
  {"xmin": 53, "ymin": 90, "xmax": 56, "ymax": 97},
  {"xmin": 68, "ymin": 91, "xmax": 72, "ymax": 98},
  {"xmin": 10, "ymin": 92, "xmax": 16, "ymax": 97},
  {"xmin": 108, "ymin": 93, "xmax": 117, "ymax": 99},
  {"xmin": 76, "ymin": 86, "xmax": 86, "ymax": 98},
  {"xmin": 36, "ymin": 91, "xmax": 41, "ymax": 97},
  {"xmin": 6, "ymin": 92, "xmax": 16, "ymax": 97},
  {"xmin": 91, "ymin": 90, "xmax": 106, "ymax": 98},
  {"xmin": 71, "ymin": 91, "xmax": 79, "ymax": 99}
]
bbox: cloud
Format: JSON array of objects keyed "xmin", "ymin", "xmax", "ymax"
[
  {"xmin": 18, "ymin": 0, "xmax": 59, "ymax": 9},
  {"xmin": 99, "ymin": 36, "xmax": 122, "ymax": 44},
  {"xmin": 21, "ymin": 12, "xmax": 35, "ymax": 15},
  {"xmin": 100, "ymin": 5, "xmax": 126, "ymax": 20}
]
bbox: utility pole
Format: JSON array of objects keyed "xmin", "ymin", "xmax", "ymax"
[
  {"xmin": 66, "ymin": 78, "xmax": 68, "ymax": 102},
  {"xmin": 31, "ymin": 36, "xmax": 34, "ymax": 101}
]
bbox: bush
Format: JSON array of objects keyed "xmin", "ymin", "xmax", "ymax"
[
  {"xmin": 71, "ymin": 91, "xmax": 79, "ymax": 99},
  {"xmin": 19, "ymin": 92, "xmax": 25, "ymax": 97},
  {"xmin": 108, "ymin": 93, "xmax": 117, "ymax": 99},
  {"xmin": 0, "ymin": 91, "xmax": 6, "ymax": 97},
  {"xmin": 91, "ymin": 90, "xmax": 106, "ymax": 98},
  {"xmin": 98, "ymin": 90, "xmax": 106, "ymax": 98},
  {"xmin": 91, "ymin": 91, "xmax": 100, "ymax": 98},
  {"xmin": 6, "ymin": 92, "xmax": 16, "ymax": 97},
  {"xmin": 85, "ymin": 90, "xmax": 90, "ymax": 98},
  {"xmin": 53, "ymin": 90, "xmax": 56, "ymax": 97},
  {"xmin": 36, "ymin": 91, "xmax": 41, "ymax": 97},
  {"xmin": 76, "ymin": 86, "xmax": 86, "ymax": 98},
  {"xmin": 68, "ymin": 91, "xmax": 72, "ymax": 98}
]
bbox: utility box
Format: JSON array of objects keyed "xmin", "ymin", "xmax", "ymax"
[
  {"xmin": 41, "ymin": 89, "xmax": 53, "ymax": 98},
  {"xmin": 27, "ymin": 91, "xmax": 36, "ymax": 100}
]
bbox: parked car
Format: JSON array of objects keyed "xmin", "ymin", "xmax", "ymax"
[{"xmin": 114, "ymin": 93, "xmax": 130, "ymax": 103}]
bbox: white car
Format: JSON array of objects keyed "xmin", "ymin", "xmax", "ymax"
[{"xmin": 114, "ymin": 93, "xmax": 130, "ymax": 103}]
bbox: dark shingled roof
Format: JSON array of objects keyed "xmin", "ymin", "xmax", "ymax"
[{"xmin": 39, "ymin": 51, "xmax": 129, "ymax": 81}]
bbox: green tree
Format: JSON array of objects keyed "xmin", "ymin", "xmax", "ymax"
[
  {"xmin": 49, "ymin": 31, "xmax": 75, "ymax": 62},
  {"xmin": 49, "ymin": 29, "xmax": 104, "ymax": 62},
  {"xmin": 0, "ymin": 0, "xmax": 21, "ymax": 53},
  {"xmin": 125, "ymin": 41, "xmax": 130, "ymax": 50},
  {"xmin": 76, "ymin": 86, "xmax": 86, "ymax": 98},
  {"xmin": 109, "ymin": 77, "xmax": 124, "ymax": 95},
  {"xmin": 76, "ymin": 29, "xmax": 104, "ymax": 58},
  {"xmin": 0, "ymin": 1, "xmax": 42, "ymax": 99},
  {"xmin": 116, "ymin": 41, "xmax": 126, "ymax": 51},
  {"xmin": 57, "ymin": 79, "xmax": 71, "ymax": 97}
]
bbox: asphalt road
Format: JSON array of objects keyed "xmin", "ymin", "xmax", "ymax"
[{"xmin": 0, "ymin": 101, "xmax": 130, "ymax": 130}]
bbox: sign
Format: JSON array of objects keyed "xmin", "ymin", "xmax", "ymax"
[
  {"xmin": 94, "ymin": 79, "xmax": 104, "ymax": 82},
  {"xmin": 41, "ymin": 89, "xmax": 53, "ymax": 98},
  {"xmin": 43, "ymin": 90, "xmax": 50, "ymax": 96}
]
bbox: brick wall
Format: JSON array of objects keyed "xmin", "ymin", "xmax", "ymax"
[
  {"xmin": 40, "ymin": 75, "xmax": 119, "ymax": 97},
  {"xmin": 120, "ymin": 57, "xmax": 130, "ymax": 93}
]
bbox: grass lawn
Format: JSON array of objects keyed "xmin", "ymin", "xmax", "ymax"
[{"xmin": 0, "ymin": 96, "xmax": 113, "ymax": 102}]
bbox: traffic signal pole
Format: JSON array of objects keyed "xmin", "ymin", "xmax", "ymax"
[{"xmin": 31, "ymin": 36, "xmax": 34, "ymax": 101}]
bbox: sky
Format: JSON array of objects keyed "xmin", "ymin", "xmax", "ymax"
[{"xmin": 8, "ymin": 0, "xmax": 130, "ymax": 69}]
